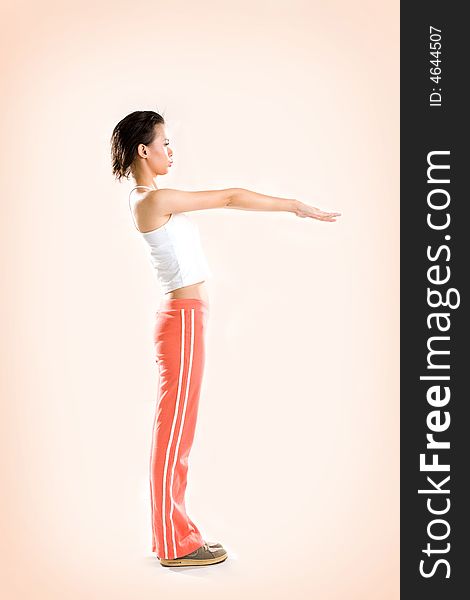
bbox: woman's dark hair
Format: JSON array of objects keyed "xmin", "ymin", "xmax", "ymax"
[{"xmin": 110, "ymin": 110, "xmax": 165, "ymax": 182}]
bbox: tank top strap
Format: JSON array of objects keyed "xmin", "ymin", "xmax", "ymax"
[{"xmin": 128, "ymin": 186, "xmax": 157, "ymax": 233}]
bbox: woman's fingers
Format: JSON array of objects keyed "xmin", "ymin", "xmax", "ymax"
[
  {"xmin": 314, "ymin": 213, "xmax": 338, "ymax": 220},
  {"xmin": 316, "ymin": 211, "xmax": 341, "ymax": 217},
  {"xmin": 295, "ymin": 203, "xmax": 342, "ymax": 221},
  {"xmin": 314, "ymin": 210, "xmax": 341, "ymax": 220}
]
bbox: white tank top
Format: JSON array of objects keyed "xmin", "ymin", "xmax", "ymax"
[{"xmin": 129, "ymin": 186, "xmax": 212, "ymax": 293}]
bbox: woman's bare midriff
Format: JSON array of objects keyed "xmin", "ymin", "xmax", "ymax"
[{"xmin": 165, "ymin": 281, "xmax": 209, "ymax": 305}]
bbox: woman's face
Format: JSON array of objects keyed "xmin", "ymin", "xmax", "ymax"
[{"xmin": 145, "ymin": 124, "xmax": 174, "ymax": 175}]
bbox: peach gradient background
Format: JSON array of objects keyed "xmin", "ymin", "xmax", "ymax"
[{"xmin": 1, "ymin": 1, "xmax": 399, "ymax": 598}]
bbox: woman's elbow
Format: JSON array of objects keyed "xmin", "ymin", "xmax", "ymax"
[{"xmin": 225, "ymin": 188, "xmax": 244, "ymax": 207}]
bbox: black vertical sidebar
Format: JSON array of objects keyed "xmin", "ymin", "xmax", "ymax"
[{"xmin": 401, "ymin": 2, "xmax": 468, "ymax": 598}]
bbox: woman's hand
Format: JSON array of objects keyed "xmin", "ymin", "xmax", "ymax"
[{"xmin": 295, "ymin": 200, "xmax": 341, "ymax": 222}]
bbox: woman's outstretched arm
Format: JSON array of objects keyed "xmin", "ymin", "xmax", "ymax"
[
  {"xmin": 147, "ymin": 187, "xmax": 341, "ymax": 222},
  {"xmin": 227, "ymin": 188, "xmax": 341, "ymax": 222}
]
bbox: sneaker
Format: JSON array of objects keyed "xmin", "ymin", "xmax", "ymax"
[{"xmin": 159, "ymin": 542, "xmax": 228, "ymax": 567}]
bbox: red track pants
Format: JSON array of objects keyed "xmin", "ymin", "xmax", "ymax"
[{"xmin": 150, "ymin": 297, "xmax": 209, "ymax": 560}]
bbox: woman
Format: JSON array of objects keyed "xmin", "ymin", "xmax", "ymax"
[{"xmin": 110, "ymin": 110, "xmax": 341, "ymax": 568}]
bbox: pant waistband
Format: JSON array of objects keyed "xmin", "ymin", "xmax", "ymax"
[{"xmin": 157, "ymin": 297, "xmax": 210, "ymax": 312}]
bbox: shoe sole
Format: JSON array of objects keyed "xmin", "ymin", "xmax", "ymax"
[{"xmin": 159, "ymin": 551, "xmax": 228, "ymax": 567}]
